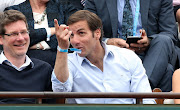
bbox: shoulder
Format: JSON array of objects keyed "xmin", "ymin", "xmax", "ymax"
[
  {"xmin": 106, "ymin": 45, "xmax": 141, "ymax": 64},
  {"xmin": 107, "ymin": 45, "xmax": 137, "ymax": 57},
  {"xmin": 4, "ymin": 4, "xmax": 19, "ymax": 11},
  {"xmin": 4, "ymin": 0, "xmax": 30, "ymax": 12},
  {"xmin": 173, "ymin": 69, "xmax": 180, "ymax": 78}
]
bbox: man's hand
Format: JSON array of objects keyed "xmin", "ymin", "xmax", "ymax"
[
  {"xmin": 107, "ymin": 38, "xmax": 129, "ymax": 48},
  {"xmin": 128, "ymin": 29, "xmax": 150, "ymax": 53},
  {"xmin": 54, "ymin": 19, "xmax": 72, "ymax": 49}
]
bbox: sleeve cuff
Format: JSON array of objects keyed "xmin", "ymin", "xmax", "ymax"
[
  {"xmin": 45, "ymin": 28, "xmax": 51, "ymax": 41},
  {"xmin": 51, "ymin": 70, "xmax": 71, "ymax": 92}
]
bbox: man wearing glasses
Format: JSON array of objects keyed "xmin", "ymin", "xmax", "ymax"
[{"xmin": 0, "ymin": 10, "xmax": 53, "ymax": 104}]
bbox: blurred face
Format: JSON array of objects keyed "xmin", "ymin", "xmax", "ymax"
[
  {"xmin": 0, "ymin": 20, "xmax": 30, "ymax": 59},
  {"xmin": 69, "ymin": 20, "xmax": 100, "ymax": 57}
]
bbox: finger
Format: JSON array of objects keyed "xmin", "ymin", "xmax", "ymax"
[
  {"xmin": 117, "ymin": 39, "xmax": 129, "ymax": 48},
  {"xmin": 60, "ymin": 28, "xmax": 70, "ymax": 40},
  {"xmin": 63, "ymin": 30, "xmax": 72, "ymax": 40},
  {"xmin": 130, "ymin": 43, "xmax": 140, "ymax": 48},
  {"xmin": 65, "ymin": 31, "xmax": 72, "ymax": 40},
  {"xmin": 140, "ymin": 29, "xmax": 147, "ymax": 37},
  {"xmin": 54, "ymin": 19, "xmax": 59, "ymax": 32},
  {"xmin": 59, "ymin": 24, "xmax": 68, "ymax": 33},
  {"xmin": 127, "ymin": 47, "xmax": 135, "ymax": 52},
  {"xmin": 137, "ymin": 36, "xmax": 148, "ymax": 44}
]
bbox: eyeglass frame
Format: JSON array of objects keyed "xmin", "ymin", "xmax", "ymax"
[{"xmin": 2, "ymin": 30, "xmax": 29, "ymax": 37}]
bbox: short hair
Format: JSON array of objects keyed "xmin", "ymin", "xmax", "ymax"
[
  {"xmin": 67, "ymin": 10, "xmax": 104, "ymax": 41},
  {"xmin": 0, "ymin": 10, "xmax": 28, "ymax": 36}
]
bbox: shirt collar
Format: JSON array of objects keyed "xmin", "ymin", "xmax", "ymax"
[
  {"xmin": 0, "ymin": 51, "xmax": 34, "ymax": 71},
  {"xmin": 76, "ymin": 42, "xmax": 114, "ymax": 65}
]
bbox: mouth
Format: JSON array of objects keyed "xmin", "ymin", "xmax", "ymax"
[
  {"xmin": 14, "ymin": 43, "xmax": 26, "ymax": 47},
  {"xmin": 77, "ymin": 47, "xmax": 83, "ymax": 50},
  {"xmin": 74, "ymin": 47, "xmax": 83, "ymax": 54}
]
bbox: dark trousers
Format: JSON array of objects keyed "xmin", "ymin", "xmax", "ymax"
[{"xmin": 138, "ymin": 35, "xmax": 176, "ymax": 92}]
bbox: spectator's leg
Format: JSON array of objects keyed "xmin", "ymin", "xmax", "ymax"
[
  {"xmin": 156, "ymin": 63, "xmax": 174, "ymax": 92},
  {"xmin": 142, "ymin": 35, "xmax": 175, "ymax": 92}
]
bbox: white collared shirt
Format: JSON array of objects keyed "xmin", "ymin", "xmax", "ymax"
[
  {"xmin": 0, "ymin": 52, "xmax": 34, "ymax": 71},
  {"xmin": 52, "ymin": 43, "xmax": 155, "ymax": 104}
]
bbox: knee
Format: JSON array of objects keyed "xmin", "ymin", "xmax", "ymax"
[
  {"xmin": 153, "ymin": 35, "xmax": 173, "ymax": 46},
  {"xmin": 150, "ymin": 35, "xmax": 174, "ymax": 54}
]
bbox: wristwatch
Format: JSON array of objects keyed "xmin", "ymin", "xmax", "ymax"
[{"xmin": 36, "ymin": 43, "xmax": 40, "ymax": 49}]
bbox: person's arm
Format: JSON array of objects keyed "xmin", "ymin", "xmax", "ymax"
[
  {"xmin": 128, "ymin": 51, "xmax": 156, "ymax": 104},
  {"xmin": 172, "ymin": 69, "xmax": 180, "ymax": 104},
  {"xmin": 51, "ymin": 19, "xmax": 72, "ymax": 92},
  {"xmin": 152, "ymin": 0, "xmax": 178, "ymax": 42},
  {"xmin": 53, "ymin": 19, "xmax": 72, "ymax": 83}
]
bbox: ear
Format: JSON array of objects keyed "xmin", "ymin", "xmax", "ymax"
[{"xmin": 94, "ymin": 29, "xmax": 101, "ymax": 40}]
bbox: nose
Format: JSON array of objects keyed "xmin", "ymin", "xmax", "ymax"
[
  {"xmin": 70, "ymin": 35, "xmax": 80, "ymax": 47},
  {"xmin": 16, "ymin": 33, "xmax": 25, "ymax": 40}
]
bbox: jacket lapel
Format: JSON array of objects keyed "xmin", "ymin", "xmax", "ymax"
[{"xmin": 106, "ymin": 0, "xmax": 118, "ymax": 38}]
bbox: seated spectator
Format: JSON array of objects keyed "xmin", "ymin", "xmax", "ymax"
[
  {"xmin": 84, "ymin": 0, "xmax": 178, "ymax": 92},
  {"xmin": 0, "ymin": 10, "xmax": 53, "ymax": 104},
  {"xmin": 51, "ymin": 10, "xmax": 156, "ymax": 104},
  {"xmin": 0, "ymin": 0, "xmax": 25, "ymax": 51},
  {"xmin": 5, "ymin": 0, "xmax": 77, "ymax": 67}
]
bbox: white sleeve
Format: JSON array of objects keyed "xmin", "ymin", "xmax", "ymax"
[
  {"xmin": 51, "ymin": 70, "xmax": 73, "ymax": 92},
  {"xmin": 129, "ymin": 52, "xmax": 156, "ymax": 104}
]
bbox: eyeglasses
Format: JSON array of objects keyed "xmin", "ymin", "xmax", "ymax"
[{"xmin": 3, "ymin": 30, "xmax": 29, "ymax": 37}]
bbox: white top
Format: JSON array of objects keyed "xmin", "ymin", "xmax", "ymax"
[{"xmin": 33, "ymin": 12, "xmax": 50, "ymax": 50}]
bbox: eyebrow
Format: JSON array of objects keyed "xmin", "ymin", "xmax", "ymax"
[{"xmin": 77, "ymin": 28, "xmax": 85, "ymax": 32}]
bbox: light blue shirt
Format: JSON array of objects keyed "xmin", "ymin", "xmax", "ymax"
[
  {"xmin": 0, "ymin": 52, "xmax": 34, "ymax": 71},
  {"xmin": 51, "ymin": 43, "xmax": 155, "ymax": 104},
  {"xmin": 117, "ymin": 0, "xmax": 142, "ymax": 37}
]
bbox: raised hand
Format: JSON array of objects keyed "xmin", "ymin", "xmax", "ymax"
[{"xmin": 54, "ymin": 19, "xmax": 72, "ymax": 49}]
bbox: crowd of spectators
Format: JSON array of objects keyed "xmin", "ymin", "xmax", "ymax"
[{"xmin": 0, "ymin": 0, "xmax": 180, "ymax": 104}]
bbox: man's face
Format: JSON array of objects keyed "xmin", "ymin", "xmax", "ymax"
[
  {"xmin": 0, "ymin": 20, "xmax": 30, "ymax": 59},
  {"xmin": 69, "ymin": 20, "xmax": 100, "ymax": 57}
]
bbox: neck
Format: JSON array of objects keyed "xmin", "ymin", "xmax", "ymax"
[
  {"xmin": 87, "ymin": 42, "xmax": 105, "ymax": 71},
  {"xmin": 5, "ymin": 53, "xmax": 26, "ymax": 68},
  {"xmin": 30, "ymin": 0, "xmax": 46, "ymax": 13}
]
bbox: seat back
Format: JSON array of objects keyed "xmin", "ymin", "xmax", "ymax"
[{"xmin": 153, "ymin": 88, "xmax": 164, "ymax": 104}]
